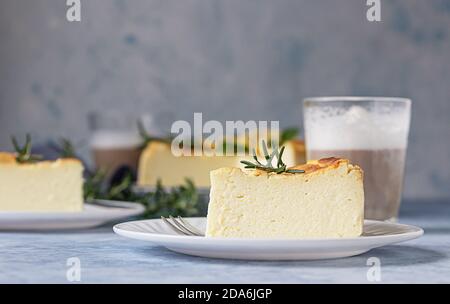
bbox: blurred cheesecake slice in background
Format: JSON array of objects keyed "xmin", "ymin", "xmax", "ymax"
[
  {"xmin": 137, "ymin": 140, "xmax": 305, "ymax": 188},
  {"xmin": 279, "ymin": 139, "xmax": 305, "ymax": 167},
  {"xmin": 206, "ymin": 157, "xmax": 364, "ymax": 238},
  {"xmin": 0, "ymin": 153, "xmax": 84, "ymax": 212},
  {"xmin": 137, "ymin": 142, "xmax": 240, "ymax": 188}
]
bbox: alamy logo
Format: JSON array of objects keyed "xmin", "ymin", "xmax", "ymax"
[
  {"xmin": 366, "ymin": 257, "xmax": 382, "ymax": 282},
  {"xmin": 366, "ymin": 0, "xmax": 381, "ymax": 22},
  {"xmin": 66, "ymin": 257, "xmax": 81, "ymax": 282},
  {"xmin": 170, "ymin": 113, "xmax": 280, "ymax": 157},
  {"xmin": 66, "ymin": 0, "xmax": 81, "ymax": 22}
]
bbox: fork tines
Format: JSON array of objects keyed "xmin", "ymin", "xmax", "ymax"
[{"xmin": 161, "ymin": 216, "xmax": 204, "ymax": 236}]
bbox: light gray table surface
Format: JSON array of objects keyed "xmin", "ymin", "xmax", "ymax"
[{"xmin": 1, "ymin": 200, "xmax": 449, "ymax": 284}]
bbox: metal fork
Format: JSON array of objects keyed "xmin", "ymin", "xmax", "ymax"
[{"xmin": 161, "ymin": 216, "xmax": 204, "ymax": 236}]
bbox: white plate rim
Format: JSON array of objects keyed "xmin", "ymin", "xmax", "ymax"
[
  {"xmin": 0, "ymin": 200, "xmax": 145, "ymax": 231},
  {"xmin": 113, "ymin": 217, "xmax": 424, "ymax": 244},
  {"xmin": 0, "ymin": 200, "xmax": 144, "ymax": 218}
]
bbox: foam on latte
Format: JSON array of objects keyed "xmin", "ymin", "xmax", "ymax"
[
  {"xmin": 305, "ymin": 105, "xmax": 410, "ymax": 150},
  {"xmin": 90, "ymin": 130, "xmax": 141, "ymax": 149}
]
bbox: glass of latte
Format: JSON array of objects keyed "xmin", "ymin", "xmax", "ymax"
[
  {"xmin": 303, "ymin": 97, "xmax": 411, "ymax": 221},
  {"xmin": 88, "ymin": 111, "xmax": 142, "ymax": 177}
]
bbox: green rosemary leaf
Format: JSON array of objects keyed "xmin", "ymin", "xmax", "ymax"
[
  {"xmin": 277, "ymin": 146, "xmax": 286, "ymax": 168},
  {"xmin": 137, "ymin": 119, "xmax": 173, "ymax": 148},
  {"xmin": 137, "ymin": 119, "xmax": 148, "ymax": 140},
  {"xmin": 286, "ymin": 169, "xmax": 306, "ymax": 174},
  {"xmin": 240, "ymin": 141, "xmax": 304, "ymax": 175},
  {"xmin": 107, "ymin": 174, "xmax": 132, "ymax": 198},
  {"xmin": 60, "ymin": 138, "xmax": 76, "ymax": 158},
  {"xmin": 240, "ymin": 160, "xmax": 255, "ymax": 166},
  {"xmin": 261, "ymin": 140, "xmax": 270, "ymax": 160},
  {"xmin": 266, "ymin": 149, "xmax": 278, "ymax": 169},
  {"xmin": 11, "ymin": 136, "xmax": 20, "ymax": 152},
  {"xmin": 251, "ymin": 148, "xmax": 263, "ymax": 166},
  {"xmin": 24, "ymin": 134, "xmax": 32, "ymax": 156},
  {"xmin": 10, "ymin": 134, "xmax": 43, "ymax": 164}
]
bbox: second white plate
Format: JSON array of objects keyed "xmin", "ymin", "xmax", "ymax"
[
  {"xmin": 0, "ymin": 200, "xmax": 145, "ymax": 231},
  {"xmin": 114, "ymin": 217, "xmax": 423, "ymax": 260}
]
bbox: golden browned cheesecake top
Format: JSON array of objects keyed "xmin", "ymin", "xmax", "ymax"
[
  {"xmin": 288, "ymin": 139, "xmax": 305, "ymax": 153},
  {"xmin": 247, "ymin": 157, "xmax": 362, "ymax": 177},
  {"xmin": 0, "ymin": 152, "xmax": 16, "ymax": 164},
  {"xmin": 289, "ymin": 157, "xmax": 362, "ymax": 175},
  {"xmin": 0, "ymin": 152, "xmax": 82, "ymax": 166}
]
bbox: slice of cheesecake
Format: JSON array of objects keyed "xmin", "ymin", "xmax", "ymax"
[
  {"xmin": 206, "ymin": 157, "xmax": 364, "ymax": 238},
  {"xmin": 0, "ymin": 153, "xmax": 84, "ymax": 212},
  {"xmin": 138, "ymin": 142, "xmax": 240, "ymax": 188},
  {"xmin": 278, "ymin": 139, "xmax": 306, "ymax": 168},
  {"xmin": 137, "ymin": 140, "xmax": 305, "ymax": 188}
]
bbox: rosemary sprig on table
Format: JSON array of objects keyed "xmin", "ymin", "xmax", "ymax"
[
  {"xmin": 240, "ymin": 141, "xmax": 305, "ymax": 174},
  {"xmin": 81, "ymin": 163, "xmax": 199, "ymax": 219},
  {"xmin": 83, "ymin": 169, "xmax": 108, "ymax": 202},
  {"xmin": 84, "ymin": 169, "xmax": 200, "ymax": 218},
  {"xmin": 11, "ymin": 134, "xmax": 43, "ymax": 163},
  {"xmin": 143, "ymin": 179, "xmax": 199, "ymax": 218}
]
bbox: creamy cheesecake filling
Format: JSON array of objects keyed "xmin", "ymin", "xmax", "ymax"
[
  {"xmin": 206, "ymin": 158, "xmax": 364, "ymax": 238},
  {"xmin": 0, "ymin": 153, "xmax": 84, "ymax": 212}
]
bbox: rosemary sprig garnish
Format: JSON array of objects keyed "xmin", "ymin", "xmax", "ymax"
[
  {"xmin": 11, "ymin": 134, "xmax": 43, "ymax": 163},
  {"xmin": 51, "ymin": 138, "xmax": 77, "ymax": 158},
  {"xmin": 240, "ymin": 141, "xmax": 305, "ymax": 174},
  {"xmin": 138, "ymin": 119, "xmax": 172, "ymax": 148}
]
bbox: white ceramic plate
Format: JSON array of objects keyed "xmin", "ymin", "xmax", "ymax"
[
  {"xmin": 114, "ymin": 217, "xmax": 424, "ymax": 260},
  {"xmin": 0, "ymin": 200, "xmax": 145, "ymax": 231}
]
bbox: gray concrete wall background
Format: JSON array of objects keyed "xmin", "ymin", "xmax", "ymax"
[{"xmin": 1, "ymin": 0, "xmax": 450, "ymax": 199}]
